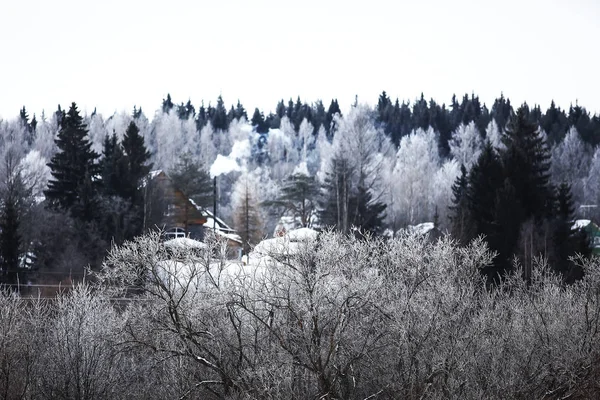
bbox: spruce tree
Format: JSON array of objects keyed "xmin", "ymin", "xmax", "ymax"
[
  {"xmin": 0, "ymin": 170, "xmax": 27, "ymax": 287},
  {"xmin": 466, "ymin": 142, "xmax": 520, "ymax": 278},
  {"xmin": 121, "ymin": 121, "xmax": 152, "ymax": 205},
  {"xmin": 162, "ymin": 94, "xmax": 174, "ymax": 113},
  {"xmin": 449, "ymin": 164, "xmax": 473, "ymax": 244},
  {"xmin": 552, "ymin": 183, "xmax": 587, "ymax": 281},
  {"xmin": 100, "ymin": 132, "xmax": 127, "ymax": 197},
  {"xmin": 211, "ymin": 95, "xmax": 228, "ymax": 131},
  {"xmin": 349, "ymin": 184, "xmax": 387, "ymax": 235},
  {"xmin": 502, "ymin": 105, "xmax": 553, "ymax": 221},
  {"xmin": 45, "ymin": 102, "xmax": 100, "ymax": 221}
]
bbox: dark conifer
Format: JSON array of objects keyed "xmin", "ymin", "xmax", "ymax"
[{"xmin": 45, "ymin": 102, "xmax": 100, "ymax": 221}]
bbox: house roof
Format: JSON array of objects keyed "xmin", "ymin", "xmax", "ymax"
[{"xmin": 147, "ymin": 169, "xmax": 241, "ymax": 243}]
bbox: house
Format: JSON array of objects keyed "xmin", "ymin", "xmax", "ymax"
[
  {"xmin": 145, "ymin": 170, "xmax": 242, "ymax": 253},
  {"xmin": 573, "ymin": 219, "xmax": 600, "ymax": 256}
]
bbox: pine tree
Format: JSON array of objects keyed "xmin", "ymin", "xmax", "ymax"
[
  {"xmin": 264, "ymin": 172, "xmax": 319, "ymax": 228},
  {"xmin": 45, "ymin": 103, "xmax": 100, "ymax": 221},
  {"xmin": 169, "ymin": 153, "xmax": 212, "ymax": 208}
]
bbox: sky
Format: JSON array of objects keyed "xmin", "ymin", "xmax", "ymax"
[{"xmin": 1, "ymin": 0, "xmax": 599, "ymax": 120}]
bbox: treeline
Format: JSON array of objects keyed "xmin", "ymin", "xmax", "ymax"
[
  {"xmin": 2, "ymin": 232, "xmax": 600, "ymax": 399},
  {"xmin": 1, "ymin": 92, "xmax": 600, "ymax": 287}
]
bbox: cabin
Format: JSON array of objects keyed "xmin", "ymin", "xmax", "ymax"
[{"xmin": 145, "ymin": 170, "xmax": 243, "ymax": 253}]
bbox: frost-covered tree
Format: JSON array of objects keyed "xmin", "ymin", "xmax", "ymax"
[
  {"xmin": 266, "ymin": 168, "xmax": 319, "ymax": 228},
  {"xmin": 232, "ymin": 171, "xmax": 264, "ymax": 254},
  {"xmin": 318, "ymin": 105, "xmax": 389, "ymax": 234},
  {"xmin": 551, "ymin": 126, "xmax": 591, "ymax": 205},
  {"xmin": 197, "ymin": 122, "xmax": 217, "ymax": 169},
  {"xmin": 485, "ymin": 119, "xmax": 504, "ymax": 151},
  {"xmin": 19, "ymin": 149, "xmax": 51, "ymax": 199},
  {"xmin": 152, "ymin": 109, "xmax": 184, "ymax": 170},
  {"xmin": 432, "ymin": 159, "xmax": 460, "ymax": 230},
  {"xmin": 584, "ymin": 148, "xmax": 600, "ymax": 220},
  {"xmin": 391, "ymin": 127, "xmax": 440, "ymax": 226},
  {"xmin": 449, "ymin": 121, "xmax": 483, "ymax": 169},
  {"xmin": 0, "ymin": 144, "xmax": 30, "ymax": 286}
]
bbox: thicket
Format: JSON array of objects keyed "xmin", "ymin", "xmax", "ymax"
[{"xmin": 1, "ymin": 231, "xmax": 600, "ymax": 399}]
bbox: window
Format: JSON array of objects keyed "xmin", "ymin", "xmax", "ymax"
[{"xmin": 164, "ymin": 227, "xmax": 186, "ymax": 239}]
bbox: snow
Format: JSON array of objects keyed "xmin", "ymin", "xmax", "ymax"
[
  {"xmin": 407, "ymin": 222, "xmax": 435, "ymax": 235},
  {"xmin": 572, "ymin": 219, "xmax": 591, "ymax": 230},
  {"xmin": 149, "ymin": 170, "xmax": 163, "ymax": 180},
  {"xmin": 293, "ymin": 161, "xmax": 309, "ymax": 176},
  {"xmin": 164, "ymin": 237, "xmax": 207, "ymax": 250},
  {"xmin": 286, "ymin": 227, "xmax": 319, "ymax": 241},
  {"xmin": 249, "ymin": 228, "xmax": 319, "ymax": 263}
]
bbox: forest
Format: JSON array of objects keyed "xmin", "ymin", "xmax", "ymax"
[{"xmin": 0, "ymin": 92, "xmax": 600, "ymax": 398}]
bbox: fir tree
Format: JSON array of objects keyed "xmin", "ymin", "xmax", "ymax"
[
  {"xmin": 325, "ymin": 99, "xmax": 341, "ymax": 137},
  {"xmin": 449, "ymin": 164, "xmax": 473, "ymax": 244},
  {"xmin": 251, "ymin": 108, "xmax": 268, "ymax": 133},
  {"xmin": 552, "ymin": 183, "xmax": 587, "ymax": 281},
  {"xmin": 162, "ymin": 94, "xmax": 174, "ymax": 113},
  {"xmin": 349, "ymin": 184, "xmax": 387, "ymax": 235},
  {"xmin": 45, "ymin": 103, "xmax": 100, "ymax": 221},
  {"xmin": 121, "ymin": 121, "xmax": 152, "ymax": 205},
  {"xmin": 466, "ymin": 142, "xmax": 519, "ymax": 279},
  {"xmin": 100, "ymin": 132, "xmax": 127, "ymax": 197},
  {"xmin": 211, "ymin": 95, "xmax": 228, "ymax": 131},
  {"xmin": 502, "ymin": 105, "xmax": 553, "ymax": 221}
]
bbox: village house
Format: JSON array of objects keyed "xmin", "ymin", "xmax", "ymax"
[{"xmin": 144, "ymin": 170, "xmax": 242, "ymax": 252}]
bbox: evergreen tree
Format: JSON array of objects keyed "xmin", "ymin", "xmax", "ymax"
[
  {"xmin": 449, "ymin": 164, "xmax": 473, "ymax": 244},
  {"xmin": 100, "ymin": 132, "xmax": 127, "ymax": 197},
  {"xmin": 211, "ymin": 95, "xmax": 228, "ymax": 131},
  {"xmin": 541, "ymin": 100, "xmax": 569, "ymax": 145},
  {"xmin": 349, "ymin": 184, "xmax": 387, "ymax": 235},
  {"xmin": 264, "ymin": 172, "xmax": 319, "ymax": 228},
  {"xmin": 491, "ymin": 94, "xmax": 513, "ymax": 131},
  {"xmin": 121, "ymin": 121, "xmax": 152, "ymax": 205},
  {"xmin": 235, "ymin": 100, "xmax": 247, "ymax": 120},
  {"xmin": 251, "ymin": 108, "xmax": 268, "ymax": 134},
  {"xmin": 502, "ymin": 105, "xmax": 553, "ymax": 221},
  {"xmin": 325, "ymin": 99, "xmax": 341, "ymax": 137},
  {"xmin": 0, "ymin": 150, "xmax": 30, "ymax": 287},
  {"xmin": 551, "ymin": 183, "xmax": 587, "ymax": 281},
  {"xmin": 169, "ymin": 152, "xmax": 212, "ymax": 209},
  {"xmin": 162, "ymin": 94, "xmax": 174, "ymax": 113},
  {"xmin": 45, "ymin": 103, "xmax": 100, "ymax": 222},
  {"xmin": 466, "ymin": 142, "xmax": 519, "ymax": 279}
]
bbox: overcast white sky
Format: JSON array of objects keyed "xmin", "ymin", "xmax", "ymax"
[{"xmin": 1, "ymin": 0, "xmax": 599, "ymax": 120}]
